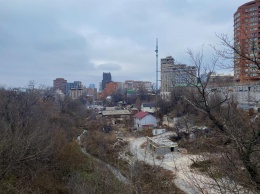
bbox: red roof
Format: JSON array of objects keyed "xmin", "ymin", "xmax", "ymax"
[{"xmin": 133, "ymin": 111, "xmax": 149, "ymax": 119}]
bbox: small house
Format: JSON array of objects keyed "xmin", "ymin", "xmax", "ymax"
[
  {"xmin": 152, "ymin": 128, "xmax": 166, "ymax": 136},
  {"xmin": 141, "ymin": 102, "xmax": 156, "ymax": 113},
  {"xmin": 102, "ymin": 109, "xmax": 131, "ymax": 126},
  {"xmin": 133, "ymin": 111, "xmax": 157, "ymax": 130},
  {"xmin": 147, "ymin": 136, "xmax": 178, "ymax": 155}
]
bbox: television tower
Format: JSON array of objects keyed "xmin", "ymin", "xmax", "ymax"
[{"xmin": 155, "ymin": 38, "xmax": 159, "ymax": 92}]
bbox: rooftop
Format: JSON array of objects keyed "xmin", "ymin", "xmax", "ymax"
[
  {"xmin": 133, "ymin": 111, "xmax": 149, "ymax": 119},
  {"xmin": 102, "ymin": 110, "xmax": 131, "ymax": 116},
  {"xmin": 147, "ymin": 136, "xmax": 178, "ymax": 148},
  {"xmin": 142, "ymin": 102, "xmax": 155, "ymax": 107}
]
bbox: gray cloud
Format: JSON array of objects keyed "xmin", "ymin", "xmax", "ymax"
[
  {"xmin": 96, "ymin": 63, "xmax": 122, "ymax": 71},
  {"xmin": 0, "ymin": 0, "xmax": 247, "ymax": 88}
]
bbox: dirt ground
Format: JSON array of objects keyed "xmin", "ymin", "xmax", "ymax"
[{"xmin": 126, "ymin": 132, "xmax": 227, "ymax": 194}]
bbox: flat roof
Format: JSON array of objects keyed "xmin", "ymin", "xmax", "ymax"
[
  {"xmin": 147, "ymin": 136, "xmax": 178, "ymax": 148},
  {"xmin": 102, "ymin": 110, "xmax": 131, "ymax": 116}
]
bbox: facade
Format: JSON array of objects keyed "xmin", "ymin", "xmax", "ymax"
[
  {"xmin": 125, "ymin": 80, "xmax": 152, "ymax": 91},
  {"xmin": 117, "ymin": 82, "xmax": 125, "ymax": 92},
  {"xmin": 89, "ymin": 83, "xmax": 95, "ymax": 89},
  {"xmin": 99, "ymin": 82, "xmax": 102, "ymax": 92},
  {"xmin": 85, "ymin": 87, "xmax": 97, "ymax": 99},
  {"xmin": 69, "ymin": 88, "xmax": 83, "ymax": 99},
  {"xmin": 125, "ymin": 80, "xmax": 135, "ymax": 90},
  {"xmin": 160, "ymin": 56, "xmax": 197, "ymax": 96},
  {"xmin": 102, "ymin": 109, "xmax": 131, "ymax": 127},
  {"xmin": 104, "ymin": 82, "xmax": 118, "ymax": 96},
  {"xmin": 161, "ymin": 56, "xmax": 175, "ymax": 75},
  {"xmin": 53, "ymin": 78, "xmax": 67, "ymax": 94},
  {"xmin": 66, "ymin": 81, "xmax": 83, "ymax": 98},
  {"xmin": 141, "ymin": 102, "xmax": 156, "ymax": 113},
  {"xmin": 208, "ymin": 73, "xmax": 234, "ymax": 88},
  {"xmin": 98, "ymin": 82, "xmax": 119, "ymax": 99},
  {"xmin": 234, "ymin": 0, "xmax": 260, "ymax": 83},
  {"xmin": 133, "ymin": 111, "xmax": 157, "ymax": 129},
  {"xmin": 152, "ymin": 128, "xmax": 166, "ymax": 136},
  {"xmin": 102, "ymin": 72, "xmax": 112, "ymax": 90}
]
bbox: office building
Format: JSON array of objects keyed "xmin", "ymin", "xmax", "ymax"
[
  {"xmin": 234, "ymin": 0, "xmax": 260, "ymax": 83},
  {"xmin": 102, "ymin": 72, "xmax": 112, "ymax": 90}
]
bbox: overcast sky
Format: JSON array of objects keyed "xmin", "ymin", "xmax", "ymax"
[{"xmin": 0, "ymin": 0, "xmax": 248, "ymax": 88}]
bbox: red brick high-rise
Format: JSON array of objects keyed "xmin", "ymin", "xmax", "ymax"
[
  {"xmin": 234, "ymin": 0, "xmax": 260, "ymax": 83},
  {"xmin": 53, "ymin": 78, "xmax": 67, "ymax": 94}
]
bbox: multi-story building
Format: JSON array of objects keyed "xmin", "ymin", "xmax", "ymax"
[
  {"xmin": 89, "ymin": 83, "xmax": 95, "ymax": 89},
  {"xmin": 85, "ymin": 87, "xmax": 97, "ymax": 99},
  {"xmin": 98, "ymin": 82, "xmax": 118, "ymax": 99},
  {"xmin": 69, "ymin": 88, "xmax": 83, "ymax": 99},
  {"xmin": 208, "ymin": 73, "xmax": 234, "ymax": 88},
  {"xmin": 161, "ymin": 56, "xmax": 175, "ymax": 75},
  {"xmin": 125, "ymin": 80, "xmax": 135, "ymax": 90},
  {"xmin": 53, "ymin": 78, "xmax": 67, "ymax": 94},
  {"xmin": 116, "ymin": 82, "xmax": 125, "ymax": 92},
  {"xmin": 102, "ymin": 72, "xmax": 112, "ymax": 91},
  {"xmin": 66, "ymin": 81, "xmax": 83, "ymax": 99},
  {"xmin": 160, "ymin": 56, "xmax": 197, "ymax": 96},
  {"xmin": 234, "ymin": 0, "xmax": 260, "ymax": 83},
  {"xmin": 125, "ymin": 80, "xmax": 152, "ymax": 91}
]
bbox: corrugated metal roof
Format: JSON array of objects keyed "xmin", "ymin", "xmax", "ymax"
[{"xmin": 133, "ymin": 111, "xmax": 149, "ymax": 119}]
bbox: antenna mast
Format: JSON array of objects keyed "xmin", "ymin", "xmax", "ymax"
[{"xmin": 155, "ymin": 38, "xmax": 159, "ymax": 92}]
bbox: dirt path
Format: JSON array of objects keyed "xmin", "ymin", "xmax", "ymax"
[
  {"xmin": 78, "ymin": 130, "xmax": 130, "ymax": 185},
  {"xmin": 128, "ymin": 135, "xmax": 221, "ymax": 194}
]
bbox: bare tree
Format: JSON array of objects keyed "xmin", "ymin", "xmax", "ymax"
[
  {"xmin": 176, "ymin": 48, "xmax": 260, "ymax": 193},
  {"xmin": 213, "ymin": 33, "xmax": 260, "ymax": 71}
]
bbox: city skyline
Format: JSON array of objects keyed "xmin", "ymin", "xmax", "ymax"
[{"xmin": 0, "ymin": 0, "xmax": 248, "ymax": 88}]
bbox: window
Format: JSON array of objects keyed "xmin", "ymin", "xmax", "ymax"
[
  {"xmin": 250, "ymin": 22, "xmax": 257, "ymax": 26},
  {"xmin": 250, "ymin": 27, "xmax": 258, "ymax": 31},
  {"xmin": 250, "ymin": 17, "xmax": 258, "ymax": 21},
  {"xmin": 250, "ymin": 7, "xmax": 257, "ymax": 11}
]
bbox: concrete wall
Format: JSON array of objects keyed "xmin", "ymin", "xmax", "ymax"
[
  {"xmin": 155, "ymin": 146, "xmax": 178, "ymax": 155},
  {"xmin": 155, "ymin": 147, "xmax": 171, "ymax": 155},
  {"xmin": 148, "ymin": 141, "xmax": 178, "ymax": 155},
  {"xmin": 152, "ymin": 129, "xmax": 166, "ymax": 136},
  {"xmin": 134, "ymin": 114, "xmax": 157, "ymax": 129}
]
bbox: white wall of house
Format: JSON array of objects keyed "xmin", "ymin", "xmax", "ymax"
[
  {"xmin": 134, "ymin": 115, "xmax": 157, "ymax": 129},
  {"xmin": 152, "ymin": 129, "xmax": 166, "ymax": 136},
  {"xmin": 141, "ymin": 106, "xmax": 156, "ymax": 113}
]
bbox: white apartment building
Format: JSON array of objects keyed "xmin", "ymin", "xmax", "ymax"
[{"xmin": 160, "ymin": 56, "xmax": 197, "ymax": 96}]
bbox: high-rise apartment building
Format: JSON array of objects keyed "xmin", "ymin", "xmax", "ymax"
[
  {"xmin": 102, "ymin": 72, "xmax": 112, "ymax": 90},
  {"xmin": 89, "ymin": 83, "xmax": 95, "ymax": 89},
  {"xmin": 66, "ymin": 81, "xmax": 83, "ymax": 99},
  {"xmin": 125, "ymin": 80, "xmax": 152, "ymax": 91},
  {"xmin": 234, "ymin": 0, "xmax": 260, "ymax": 83},
  {"xmin": 161, "ymin": 56, "xmax": 175, "ymax": 75},
  {"xmin": 53, "ymin": 78, "xmax": 67, "ymax": 94},
  {"xmin": 160, "ymin": 56, "xmax": 197, "ymax": 96}
]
